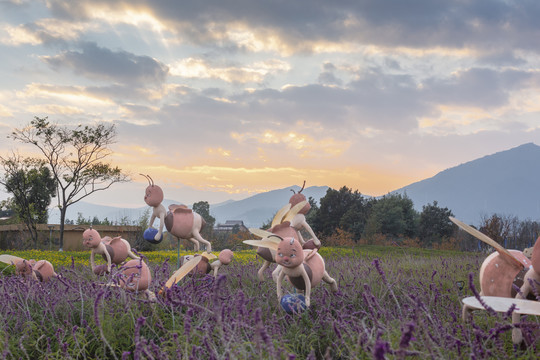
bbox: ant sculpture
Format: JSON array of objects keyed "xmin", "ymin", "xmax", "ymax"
[
  {"xmin": 165, "ymin": 204, "xmax": 212, "ymax": 253},
  {"xmin": 451, "ymin": 217, "xmax": 540, "ymax": 344},
  {"xmin": 83, "ymin": 227, "xmax": 139, "ymax": 274},
  {"xmin": 244, "ymin": 234, "xmax": 338, "ymax": 307},
  {"xmin": 288, "ymin": 181, "xmax": 321, "ymax": 249},
  {"xmin": 250, "ymin": 200, "xmax": 308, "ymax": 281},
  {"xmin": 141, "ymin": 174, "xmax": 166, "ymax": 243},
  {"xmin": 0, "ymin": 254, "xmax": 57, "ymax": 282},
  {"xmin": 117, "ymin": 258, "xmax": 156, "ymax": 301},
  {"xmin": 177, "ymin": 249, "xmax": 234, "ymax": 277}
]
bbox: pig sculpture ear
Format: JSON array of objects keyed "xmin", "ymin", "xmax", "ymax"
[
  {"xmin": 0, "ymin": 254, "xmax": 25, "ymax": 266},
  {"xmin": 449, "ymin": 217, "xmax": 523, "ymax": 269}
]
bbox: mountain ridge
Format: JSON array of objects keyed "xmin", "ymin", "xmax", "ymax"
[
  {"xmin": 48, "ymin": 142, "xmax": 540, "ymax": 227},
  {"xmin": 390, "ymin": 142, "xmax": 540, "ymax": 225}
]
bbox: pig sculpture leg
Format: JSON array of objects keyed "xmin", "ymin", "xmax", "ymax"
[
  {"xmin": 322, "ymin": 270, "xmax": 338, "ymax": 292},
  {"xmin": 191, "ymin": 214, "xmax": 211, "ymax": 252}
]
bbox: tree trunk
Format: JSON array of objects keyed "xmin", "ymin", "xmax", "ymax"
[
  {"xmin": 22, "ymin": 216, "xmax": 38, "ymax": 248},
  {"xmin": 59, "ymin": 207, "xmax": 66, "ymax": 251}
]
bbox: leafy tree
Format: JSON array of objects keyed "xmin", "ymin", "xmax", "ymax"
[
  {"xmin": 312, "ymin": 186, "xmax": 364, "ymax": 237},
  {"xmin": 479, "ymin": 214, "xmax": 512, "ymax": 246},
  {"xmin": 76, "ymin": 212, "xmax": 91, "ymax": 225},
  {"xmin": 192, "ymin": 201, "xmax": 215, "ymax": 238},
  {"xmin": 133, "ymin": 207, "xmax": 153, "ymax": 251},
  {"xmin": 0, "ymin": 154, "xmax": 57, "ymax": 244},
  {"xmin": 9, "ymin": 117, "xmax": 129, "ymax": 249},
  {"xmin": 418, "ymin": 201, "xmax": 455, "ymax": 247},
  {"xmin": 304, "ymin": 196, "xmax": 319, "ymax": 226},
  {"xmin": 364, "ymin": 193, "xmax": 418, "ymax": 241},
  {"xmin": 0, "ymin": 199, "xmax": 17, "ymax": 224},
  {"xmin": 338, "ymin": 196, "xmax": 374, "ymax": 240}
]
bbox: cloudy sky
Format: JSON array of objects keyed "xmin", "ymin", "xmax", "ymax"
[{"xmin": 1, "ymin": 0, "xmax": 540, "ymax": 208}]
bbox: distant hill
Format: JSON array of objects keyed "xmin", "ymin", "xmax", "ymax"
[
  {"xmin": 391, "ymin": 142, "xmax": 540, "ymax": 225},
  {"xmin": 210, "ymin": 185, "xmax": 329, "ymax": 228}
]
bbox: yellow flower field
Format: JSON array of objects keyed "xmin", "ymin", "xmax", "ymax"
[{"xmin": 0, "ymin": 247, "xmax": 359, "ymax": 270}]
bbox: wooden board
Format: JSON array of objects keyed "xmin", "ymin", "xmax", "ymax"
[
  {"xmin": 449, "ymin": 216, "xmax": 523, "ymax": 269},
  {"xmin": 0, "ymin": 254, "xmax": 24, "ymax": 265},
  {"xmin": 163, "ymin": 256, "xmax": 202, "ymax": 288},
  {"xmin": 462, "ymin": 296, "xmax": 540, "ymax": 316}
]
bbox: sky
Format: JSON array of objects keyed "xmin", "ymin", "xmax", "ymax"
[{"xmin": 1, "ymin": 0, "xmax": 540, "ymax": 208}]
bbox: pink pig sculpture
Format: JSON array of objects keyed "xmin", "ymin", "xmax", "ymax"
[
  {"xmin": 250, "ymin": 200, "xmax": 309, "ymax": 281},
  {"xmin": 83, "ymin": 227, "xmax": 139, "ymax": 274},
  {"xmin": 244, "ymin": 235, "xmax": 338, "ymax": 307},
  {"xmin": 0, "ymin": 254, "xmax": 57, "ymax": 282},
  {"xmin": 178, "ymin": 249, "xmax": 234, "ymax": 277},
  {"xmin": 118, "ymin": 259, "xmax": 156, "ymax": 301},
  {"xmin": 165, "ymin": 204, "xmax": 212, "ymax": 252},
  {"xmin": 141, "ymin": 174, "xmax": 166, "ymax": 243},
  {"xmin": 288, "ymin": 181, "xmax": 321, "ymax": 249},
  {"xmin": 450, "ymin": 217, "xmax": 539, "ymax": 344}
]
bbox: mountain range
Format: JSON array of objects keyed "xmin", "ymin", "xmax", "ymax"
[
  {"xmin": 48, "ymin": 142, "xmax": 540, "ymax": 227},
  {"xmin": 391, "ymin": 142, "xmax": 540, "ymax": 225}
]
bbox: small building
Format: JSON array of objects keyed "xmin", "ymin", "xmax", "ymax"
[{"xmin": 213, "ymin": 220, "xmax": 249, "ymax": 233}]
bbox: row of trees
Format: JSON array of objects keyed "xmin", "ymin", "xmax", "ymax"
[
  {"xmin": 301, "ymin": 186, "xmax": 538, "ymax": 251},
  {"xmin": 303, "ymin": 186, "xmax": 454, "ymax": 247}
]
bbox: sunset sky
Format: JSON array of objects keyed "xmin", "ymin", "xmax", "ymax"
[{"xmin": 1, "ymin": 0, "xmax": 540, "ymax": 208}]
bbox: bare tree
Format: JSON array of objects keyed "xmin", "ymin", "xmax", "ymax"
[{"xmin": 9, "ymin": 117, "xmax": 130, "ymax": 249}]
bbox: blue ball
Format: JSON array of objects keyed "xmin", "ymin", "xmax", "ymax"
[
  {"xmin": 143, "ymin": 228, "xmax": 163, "ymax": 244},
  {"xmin": 280, "ymin": 293, "xmax": 307, "ymax": 314}
]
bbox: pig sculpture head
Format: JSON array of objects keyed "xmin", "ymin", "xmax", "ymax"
[
  {"xmin": 275, "ymin": 237, "xmax": 304, "ymax": 268},
  {"xmin": 82, "ymin": 228, "xmax": 102, "ymax": 249},
  {"xmin": 142, "ymin": 174, "xmax": 163, "ymax": 207},
  {"xmin": 289, "ymin": 181, "xmax": 311, "ymax": 215},
  {"xmin": 15, "ymin": 259, "xmax": 34, "ymax": 276}
]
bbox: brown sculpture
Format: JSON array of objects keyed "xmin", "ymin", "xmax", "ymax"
[
  {"xmin": 0, "ymin": 254, "xmax": 57, "ymax": 282},
  {"xmin": 165, "ymin": 204, "xmax": 212, "ymax": 252},
  {"xmin": 244, "ymin": 235, "xmax": 338, "ymax": 307},
  {"xmin": 451, "ymin": 217, "xmax": 539, "ymax": 344},
  {"xmin": 83, "ymin": 227, "xmax": 139, "ymax": 274}
]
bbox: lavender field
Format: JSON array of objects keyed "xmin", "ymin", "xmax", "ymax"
[{"xmin": 0, "ymin": 247, "xmax": 538, "ymax": 359}]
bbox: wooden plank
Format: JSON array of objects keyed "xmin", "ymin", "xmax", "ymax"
[
  {"xmin": 449, "ymin": 216, "xmax": 523, "ymax": 269},
  {"xmin": 462, "ymin": 296, "xmax": 540, "ymax": 316}
]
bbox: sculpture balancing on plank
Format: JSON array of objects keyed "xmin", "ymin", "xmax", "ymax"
[
  {"xmin": 250, "ymin": 200, "xmax": 310, "ymax": 281},
  {"xmin": 0, "ymin": 254, "xmax": 57, "ymax": 282},
  {"xmin": 450, "ymin": 217, "xmax": 539, "ymax": 344},
  {"xmin": 83, "ymin": 227, "xmax": 139, "ymax": 274},
  {"xmin": 158, "ymin": 251, "xmax": 217, "ymax": 296},
  {"xmin": 178, "ymin": 249, "xmax": 234, "ymax": 277},
  {"xmin": 244, "ymin": 235, "xmax": 338, "ymax": 307}
]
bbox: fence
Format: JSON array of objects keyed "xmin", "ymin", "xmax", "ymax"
[{"xmin": 0, "ymin": 224, "xmax": 141, "ymax": 251}]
